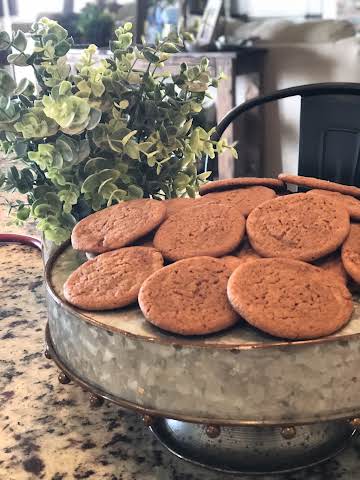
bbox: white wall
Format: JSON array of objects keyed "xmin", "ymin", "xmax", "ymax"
[{"xmin": 239, "ymin": 0, "xmax": 323, "ymax": 17}]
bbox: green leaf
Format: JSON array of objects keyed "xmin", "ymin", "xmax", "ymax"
[
  {"xmin": 160, "ymin": 42, "xmax": 179, "ymax": 53},
  {"xmin": 98, "ymin": 179, "xmax": 117, "ymax": 198},
  {"xmin": 230, "ymin": 146, "xmax": 238, "ymax": 159},
  {"xmin": 34, "ymin": 204, "xmax": 55, "ymax": 218},
  {"xmin": 147, "ymin": 156, "xmax": 156, "ymax": 167},
  {"xmin": 14, "ymin": 77, "xmax": 30, "ymax": 95},
  {"xmin": 84, "ymin": 157, "xmax": 113, "ymax": 176},
  {"xmin": 174, "ymin": 172, "xmax": 190, "ymax": 189},
  {"xmin": 54, "ymin": 39, "xmax": 71, "ymax": 56},
  {"xmin": 58, "ymin": 80, "xmax": 72, "ymax": 96},
  {"xmin": 18, "ymin": 94, "xmax": 32, "ymax": 107},
  {"xmin": 16, "ymin": 206, "xmax": 30, "ymax": 221},
  {"xmin": 183, "ymin": 32, "xmax": 194, "ymax": 42},
  {"xmin": 0, "ymin": 31, "xmax": 11, "ymax": 50},
  {"xmin": 87, "ymin": 108, "xmax": 102, "ymax": 130},
  {"xmin": 143, "ymin": 49, "xmax": 160, "ymax": 63},
  {"xmin": 78, "ymin": 139, "xmax": 90, "ymax": 163},
  {"xmin": 186, "ymin": 185, "xmax": 196, "ymax": 198},
  {"xmin": 13, "ymin": 142, "xmax": 28, "ymax": 156},
  {"xmin": 7, "ymin": 52, "xmax": 29, "ymax": 66},
  {"xmin": 81, "ymin": 173, "xmax": 100, "ymax": 193},
  {"xmin": 200, "ymin": 57, "xmax": 209, "ymax": 69},
  {"xmin": 197, "ymin": 171, "xmax": 211, "ymax": 182},
  {"xmin": 56, "ymin": 137, "xmax": 73, "ymax": 163},
  {"xmin": 122, "ymin": 130, "xmax": 137, "ymax": 145},
  {"xmin": 124, "ymin": 142, "xmax": 139, "ymax": 160},
  {"xmin": 5, "ymin": 131, "xmax": 16, "ymax": 141},
  {"xmin": 127, "ymin": 185, "xmax": 143, "ymax": 199},
  {"xmin": 13, "ymin": 31, "xmax": 27, "ymax": 52},
  {"xmin": 0, "ymin": 69, "xmax": 16, "ymax": 95},
  {"xmin": 107, "ymin": 188, "xmax": 126, "ymax": 206},
  {"xmin": 119, "ymin": 99, "xmax": 129, "ymax": 109}
]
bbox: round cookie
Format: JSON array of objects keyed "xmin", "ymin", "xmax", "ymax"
[
  {"xmin": 342, "ymin": 223, "xmax": 360, "ymax": 283},
  {"xmin": 227, "ymin": 258, "xmax": 353, "ymax": 340},
  {"xmin": 153, "ymin": 203, "xmax": 246, "ymax": 261},
  {"xmin": 164, "ymin": 198, "xmax": 198, "ymax": 217},
  {"xmin": 279, "ymin": 174, "xmax": 360, "ymax": 199},
  {"xmin": 199, "ymin": 177, "xmax": 284, "ymax": 195},
  {"xmin": 200, "ymin": 186, "xmax": 276, "ymax": 217},
  {"xmin": 64, "ymin": 247, "xmax": 164, "ymax": 310},
  {"xmin": 71, "ymin": 199, "xmax": 166, "ymax": 253},
  {"xmin": 246, "ymin": 193, "xmax": 350, "ymax": 262},
  {"xmin": 138, "ymin": 256, "xmax": 238, "ymax": 335},
  {"xmin": 307, "ymin": 189, "xmax": 360, "ymax": 221},
  {"xmin": 313, "ymin": 252, "xmax": 348, "ymax": 285}
]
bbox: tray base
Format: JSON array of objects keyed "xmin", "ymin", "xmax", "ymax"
[
  {"xmin": 45, "ymin": 323, "xmax": 356, "ymax": 475},
  {"xmin": 150, "ymin": 418, "xmax": 355, "ymax": 475}
]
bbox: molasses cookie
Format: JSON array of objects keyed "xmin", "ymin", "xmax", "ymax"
[
  {"xmin": 279, "ymin": 174, "xmax": 360, "ymax": 198},
  {"xmin": 64, "ymin": 247, "xmax": 164, "ymax": 310},
  {"xmin": 227, "ymin": 258, "xmax": 353, "ymax": 340},
  {"xmin": 138, "ymin": 256, "xmax": 238, "ymax": 335},
  {"xmin": 199, "ymin": 177, "xmax": 284, "ymax": 195},
  {"xmin": 200, "ymin": 186, "xmax": 277, "ymax": 217},
  {"xmin": 247, "ymin": 193, "xmax": 350, "ymax": 262},
  {"xmin": 153, "ymin": 203, "xmax": 246, "ymax": 261},
  {"xmin": 164, "ymin": 197, "xmax": 198, "ymax": 217},
  {"xmin": 342, "ymin": 223, "xmax": 360, "ymax": 284},
  {"xmin": 71, "ymin": 199, "xmax": 166, "ymax": 253},
  {"xmin": 307, "ymin": 189, "xmax": 360, "ymax": 221}
]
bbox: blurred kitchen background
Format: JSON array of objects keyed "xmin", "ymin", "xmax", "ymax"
[{"xmin": 1, "ymin": 0, "xmax": 360, "ymax": 178}]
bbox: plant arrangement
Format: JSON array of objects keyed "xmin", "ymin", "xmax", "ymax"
[{"xmin": 0, "ymin": 18, "xmax": 236, "ymax": 244}]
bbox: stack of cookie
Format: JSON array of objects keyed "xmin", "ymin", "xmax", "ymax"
[{"xmin": 64, "ymin": 175, "xmax": 360, "ymax": 342}]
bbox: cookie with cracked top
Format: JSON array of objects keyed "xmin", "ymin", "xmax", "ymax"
[
  {"xmin": 342, "ymin": 223, "xmax": 360, "ymax": 284},
  {"xmin": 199, "ymin": 177, "xmax": 284, "ymax": 195},
  {"xmin": 138, "ymin": 256, "xmax": 238, "ymax": 335},
  {"xmin": 64, "ymin": 247, "xmax": 164, "ymax": 310},
  {"xmin": 307, "ymin": 189, "xmax": 360, "ymax": 221},
  {"xmin": 246, "ymin": 193, "xmax": 350, "ymax": 262},
  {"xmin": 279, "ymin": 174, "xmax": 360, "ymax": 198},
  {"xmin": 164, "ymin": 198, "xmax": 198, "ymax": 218},
  {"xmin": 200, "ymin": 186, "xmax": 277, "ymax": 217},
  {"xmin": 153, "ymin": 203, "xmax": 246, "ymax": 261},
  {"xmin": 227, "ymin": 258, "xmax": 353, "ymax": 340},
  {"xmin": 71, "ymin": 199, "xmax": 166, "ymax": 253}
]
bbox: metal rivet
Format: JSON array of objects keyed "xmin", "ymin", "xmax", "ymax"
[
  {"xmin": 142, "ymin": 414, "xmax": 155, "ymax": 427},
  {"xmin": 349, "ymin": 418, "xmax": 360, "ymax": 429},
  {"xmin": 89, "ymin": 393, "xmax": 104, "ymax": 408},
  {"xmin": 58, "ymin": 371, "xmax": 71, "ymax": 384},
  {"xmin": 44, "ymin": 346, "xmax": 52, "ymax": 359},
  {"xmin": 205, "ymin": 425, "xmax": 221, "ymax": 439},
  {"xmin": 281, "ymin": 426, "xmax": 297, "ymax": 440}
]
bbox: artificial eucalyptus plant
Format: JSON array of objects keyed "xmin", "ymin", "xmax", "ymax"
[{"xmin": 0, "ymin": 18, "xmax": 236, "ymax": 243}]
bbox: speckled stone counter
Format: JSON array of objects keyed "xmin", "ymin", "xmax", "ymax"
[{"xmin": 1, "ymin": 212, "xmax": 360, "ymax": 479}]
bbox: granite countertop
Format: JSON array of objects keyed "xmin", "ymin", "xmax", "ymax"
[{"xmin": 1, "ymin": 195, "xmax": 360, "ymax": 479}]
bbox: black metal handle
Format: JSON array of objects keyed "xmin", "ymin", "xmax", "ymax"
[{"xmin": 214, "ymin": 82, "xmax": 360, "ymax": 141}]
